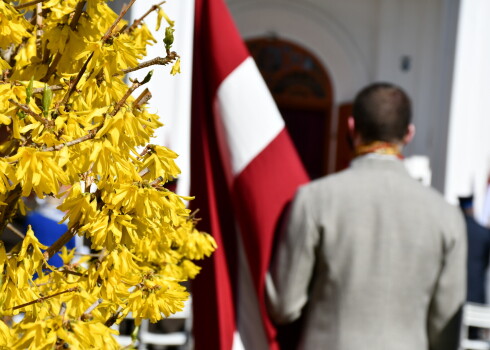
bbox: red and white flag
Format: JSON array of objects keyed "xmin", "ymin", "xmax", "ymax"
[{"xmin": 190, "ymin": 0, "xmax": 309, "ymax": 349}]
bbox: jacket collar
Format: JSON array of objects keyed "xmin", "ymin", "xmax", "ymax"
[{"xmin": 350, "ymin": 154, "xmax": 410, "ymax": 175}]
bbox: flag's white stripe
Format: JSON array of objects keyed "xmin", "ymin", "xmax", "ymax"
[
  {"xmin": 232, "ymin": 331, "xmax": 246, "ymax": 350},
  {"xmin": 215, "ymin": 57, "xmax": 285, "ymax": 175}
]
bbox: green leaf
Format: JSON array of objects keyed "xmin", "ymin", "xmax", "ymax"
[
  {"xmin": 131, "ymin": 325, "xmax": 139, "ymax": 343},
  {"xmin": 163, "ymin": 26, "xmax": 175, "ymax": 52},
  {"xmin": 26, "ymin": 76, "xmax": 34, "ymax": 105},
  {"xmin": 17, "ymin": 111, "xmax": 27, "ymax": 120},
  {"xmin": 42, "ymin": 84, "xmax": 53, "ymax": 118},
  {"xmin": 141, "ymin": 70, "xmax": 154, "ymax": 85}
]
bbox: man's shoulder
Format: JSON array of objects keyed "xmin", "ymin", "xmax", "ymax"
[
  {"xmin": 296, "ymin": 168, "xmax": 351, "ymax": 195},
  {"xmin": 298, "ymin": 163, "xmax": 455, "ymax": 211}
]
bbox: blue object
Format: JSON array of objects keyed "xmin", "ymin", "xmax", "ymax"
[{"xmin": 25, "ymin": 210, "xmax": 75, "ymax": 268}]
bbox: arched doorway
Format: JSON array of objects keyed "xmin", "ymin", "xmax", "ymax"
[{"xmin": 246, "ymin": 38, "xmax": 333, "ymax": 179}]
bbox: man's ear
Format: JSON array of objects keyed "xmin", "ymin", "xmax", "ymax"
[
  {"xmin": 403, "ymin": 124, "xmax": 416, "ymax": 145},
  {"xmin": 348, "ymin": 116, "xmax": 355, "ymax": 137}
]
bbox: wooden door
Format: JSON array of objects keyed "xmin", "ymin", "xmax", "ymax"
[{"xmin": 247, "ymin": 38, "xmax": 333, "ymax": 179}]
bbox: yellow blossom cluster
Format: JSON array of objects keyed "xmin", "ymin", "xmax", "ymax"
[{"xmin": 0, "ymin": 0, "xmax": 216, "ymax": 348}]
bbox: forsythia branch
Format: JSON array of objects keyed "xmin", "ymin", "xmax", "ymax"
[
  {"xmin": 120, "ymin": 53, "xmax": 178, "ymax": 75},
  {"xmin": 104, "ymin": 307, "xmax": 122, "ymax": 327},
  {"xmin": 59, "ymin": 302, "xmax": 67, "ymax": 316},
  {"xmin": 6, "ymin": 223, "xmax": 25, "ymax": 239},
  {"xmin": 13, "ymin": 288, "xmax": 80, "ymax": 311},
  {"xmin": 151, "ymin": 176, "xmax": 164, "ymax": 187},
  {"xmin": 59, "ymin": 52, "xmax": 94, "ymax": 106},
  {"xmin": 41, "ymin": 1, "xmax": 86, "ymax": 82},
  {"xmin": 14, "ymin": 0, "xmax": 46, "ymax": 10},
  {"xmin": 33, "ymin": 85, "xmax": 63, "ymax": 94},
  {"xmin": 42, "ymin": 130, "xmax": 95, "ymax": 152},
  {"xmin": 70, "ymin": 0, "xmax": 87, "ymax": 31},
  {"xmin": 123, "ymin": 1, "xmax": 166, "ymax": 34},
  {"xmin": 41, "ymin": 53, "xmax": 63, "ymax": 82},
  {"xmin": 0, "ymin": 185, "xmax": 22, "ymax": 233},
  {"xmin": 134, "ymin": 88, "xmax": 152, "ymax": 108},
  {"xmin": 61, "ymin": 269, "xmax": 87, "ymax": 277},
  {"xmin": 43, "ymin": 79, "xmax": 148, "ymax": 153},
  {"xmin": 101, "ymin": 0, "xmax": 136, "ymax": 42},
  {"xmin": 44, "ymin": 225, "xmax": 80, "ymax": 260},
  {"xmin": 81, "ymin": 298, "xmax": 103, "ymax": 321},
  {"xmin": 109, "ymin": 80, "xmax": 142, "ymax": 117},
  {"xmin": 8, "ymin": 99, "xmax": 53, "ymax": 127}
]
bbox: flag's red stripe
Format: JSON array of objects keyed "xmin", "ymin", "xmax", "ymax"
[
  {"xmin": 195, "ymin": 0, "xmax": 249, "ymax": 97},
  {"xmin": 232, "ymin": 129, "xmax": 309, "ymax": 345},
  {"xmin": 190, "ymin": 97, "xmax": 237, "ymax": 350},
  {"xmin": 191, "ymin": 0, "xmax": 240, "ymax": 345}
]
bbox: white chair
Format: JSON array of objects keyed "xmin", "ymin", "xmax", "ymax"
[
  {"xmin": 138, "ymin": 296, "xmax": 193, "ymax": 350},
  {"xmin": 460, "ymin": 302, "xmax": 490, "ymax": 350}
]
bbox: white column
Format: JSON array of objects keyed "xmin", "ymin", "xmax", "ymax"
[
  {"xmin": 130, "ymin": 0, "xmax": 195, "ymax": 197},
  {"xmin": 445, "ymin": 0, "xmax": 490, "ymax": 222}
]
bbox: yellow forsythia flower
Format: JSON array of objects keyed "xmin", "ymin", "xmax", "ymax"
[{"xmin": 0, "ymin": 1, "xmax": 216, "ymax": 347}]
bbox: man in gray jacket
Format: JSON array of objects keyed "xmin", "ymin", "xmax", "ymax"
[{"xmin": 267, "ymin": 82, "xmax": 467, "ymax": 350}]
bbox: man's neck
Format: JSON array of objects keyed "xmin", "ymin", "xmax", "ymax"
[{"xmin": 355, "ymin": 140, "xmax": 404, "ymax": 159}]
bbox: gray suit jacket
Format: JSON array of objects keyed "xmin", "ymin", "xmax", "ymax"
[{"xmin": 269, "ymin": 155, "xmax": 466, "ymax": 350}]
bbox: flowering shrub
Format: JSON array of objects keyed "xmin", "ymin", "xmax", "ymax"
[{"xmin": 0, "ymin": 0, "xmax": 216, "ymax": 348}]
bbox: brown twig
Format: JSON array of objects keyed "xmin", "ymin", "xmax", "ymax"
[
  {"xmin": 42, "ymin": 42, "xmax": 51, "ymax": 64},
  {"xmin": 59, "ymin": 52, "xmax": 94, "ymax": 106},
  {"xmin": 138, "ymin": 168, "xmax": 150, "ymax": 178},
  {"xmin": 13, "ymin": 287, "xmax": 79, "ymax": 311},
  {"xmin": 120, "ymin": 53, "xmax": 178, "ymax": 75},
  {"xmin": 189, "ymin": 208, "xmax": 200, "ymax": 220},
  {"xmin": 33, "ymin": 85, "xmax": 63, "ymax": 94},
  {"xmin": 104, "ymin": 307, "xmax": 122, "ymax": 327},
  {"xmin": 74, "ymin": 252, "xmax": 101, "ymax": 257},
  {"xmin": 151, "ymin": 176, "xmax": 164, "ymax": 187},
  {"xmin": 59, "ymin": 302, "xmax": 67, "ymax": 316},
  {"xmin": 101, "ymin": 0, "xmax": 136, "ymax": 42},
  {"xmin": 6, "ymin": 223, "xmax": 25, "ymax": 239},
  {"xmin": 41, "ymin": 53, "xmax": 62, "ymax": 82},
  {"xmin": 109, "ymin": 80, "xmax": 141, "ymax": 117},
  {"xmin": 61, "ymin": 269, "xmax": 87, "ymax": 277},
  {"xmin": 0, "ymin": 185, "xmax": 22, "ymax": 234},
  {"xmin": 42, "ymin": 129, "xmax": 96, "ymax": 152},
  {"xmin": 138, "ymin": 144, "xmax": 151, "ymax": 158},
  {"xmin": 43, "ymin": 225, "xmax": 80, "ymax": 260},
  {"xmin": 8, "ymin": 99, "xmax": 52, "ymax": 127},
  {"xmin": 134, "ymin": 88, "xmax": 152, "ymax": 108},
  {"xmin": 34, "ymin": 3, "xmax": 43, "ymax": 58},
  {"xmin": 42, "ymin": 79, "xmax": 146, "ymax": 153},
  {"xmin": 41, "ymin": 1, "xmax": 86, "ymax": 82},
  {"xmin": 70, "ymin": 0, "xmax": 87, "ymax": 31},
  {"xmin": 81, "ymin": 298, "xmax": 103, "ymax": 321},
  {"xmin": 14, "ymin": 0, "xmax": 45, "ymax": 10},
  {"xmin": 123, "ymin": 1, "xmax": 166, "ymax": 34}
]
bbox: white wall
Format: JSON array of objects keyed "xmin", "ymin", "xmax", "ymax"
[
  {"xmin": 374, "ymin": 0, "xmax": 460, "ymax": 191},
  {"xmin": 445, "ymin": 0, "xmax": 490, "ymax": 221},
  {"xmin": 129, "ymin": 0, "xmax": 195, "ymax": 197}
]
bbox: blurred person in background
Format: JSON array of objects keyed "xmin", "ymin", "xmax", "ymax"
[
  {"xmin": 459, "ymin": 195, "xmax": 490, "ymax": 304},
  {"xmin": 267, "ymin": 82, "xmax": 467, "ymax": 350}
]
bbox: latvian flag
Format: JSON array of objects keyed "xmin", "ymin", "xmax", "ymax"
[{"xmin": 190, "ymin": 0, "xmax": 309, "ymax": 349}]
